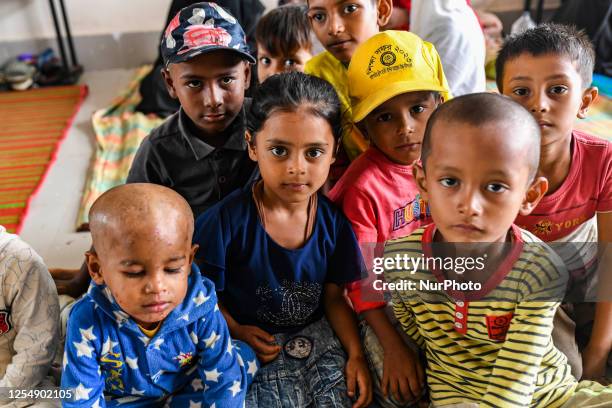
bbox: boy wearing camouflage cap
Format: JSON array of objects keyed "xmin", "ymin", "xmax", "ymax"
[
  {"xmin": 57, "ymin": 2, "xmax": 260, "ymax": 298},
  {"xmin": 127, "ymin": 1, "xmax": 258, "ymax": 218}
]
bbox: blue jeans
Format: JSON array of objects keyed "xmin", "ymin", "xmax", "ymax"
[{"xmin": 246, "ymin": 317, "xmax": 352, "ymax": 407}]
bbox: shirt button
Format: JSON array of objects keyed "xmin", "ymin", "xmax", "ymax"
[
  {"xmin": 218, "ymin": 176, "xmax": 227, "ymax": 184},
  {"xmin": 456, "ymin": 301, "xmax": 464, "ymax": 307},
  {"xmin": 455, "ymin": 322, "xmax": 463, "ymax": 329},
  {"xmin": 456, "ymin": 312, "xmax": 464, "ymax": 319}
]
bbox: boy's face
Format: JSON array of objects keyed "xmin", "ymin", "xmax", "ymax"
[
  {"xmin": 162, "ymin": 51, "xmax": 251, "ymax": 138},
  {"xmin": 415, "ymin": 121, "xmax": 546, "ymax": 243},
  {"xmin": 501, "ymin": 53, "xmax": 597, "ymax": 147},
  {"xmin": 86, "ymin": 223, "xmax": 198, "ymax": 330},
  {"xmin": 362, "ymin": 91, "xmax": 440, "ymax": 165},
  {"xmin": 307, "ymin": 0, "xmax": 392, "ymax": 64},
  {"xmin": 247, "ymin": 108, "xmax": 336, "ymax": 204},
  {"xmin": 257, "ymin": 44, "xmax": 313, "ymax": 83}
]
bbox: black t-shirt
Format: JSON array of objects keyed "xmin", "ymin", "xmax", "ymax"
[{"xmin": 126, "ymin": 102, "xmax": 258, "ymax": 218}]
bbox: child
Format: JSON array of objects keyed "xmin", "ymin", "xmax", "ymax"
[
  {"xmin": 53, "ymin": 2, "xmax": 259, "ymax": 298},
  {"xmin": 496, "ymin": 23, "xmax": 611, "ymax": 381},
  {"xmin": 127, "ymin": 1, "xmax": 258, "ymax": 218},
  {"xmin": 384, "ymin": 92, "xmax": 612, "ymax": 407},
  {"xmin": 255, "ymin": 4, "xmax": 313, "ymax": 83},
  {"xmin": 0, "ymin": 226, "xmax": 59, "ymax": 407},
  {"xmin": 61, "ymin": 184, "xmax": 257, "ymax": 407},
  {"xmin": 305, "ymin": 0, "xmax": 393, "ymax": 182},
  {"xmin": 328, "ymin": 30, "xmax": 450, "ymax": 406},
  {"xmin": 194, "ymin": 72, "xmax": 372, "ymax": 407}
]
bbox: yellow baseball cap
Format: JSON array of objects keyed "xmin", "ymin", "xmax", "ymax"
[{"xmin": 348, "ymin": 30, "xmax": 452, "ymax": 123}]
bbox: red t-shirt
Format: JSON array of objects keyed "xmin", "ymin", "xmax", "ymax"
[
  {"xmin": 329, "ymin": 147, "xmax": 432, "ymax": 313},
  {"xmin": 515, "ymin": 131, "xmax": 612, "ymax": 243}
]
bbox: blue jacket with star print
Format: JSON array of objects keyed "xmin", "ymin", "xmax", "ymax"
[{"xmin": 61, "ymin": 266, "xmax": 258, "ymax": 407}]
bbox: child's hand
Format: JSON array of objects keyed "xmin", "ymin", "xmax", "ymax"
[
  {"xmin": 382, "ymin": 344, "xmax": 425, "ymax": 404},
  {"xmin": 581, "ymin": 345, "xmax": 608, "ymax": 381},
  {"xmin": 234, "ymin": 324, "xmax": 280, "ymax": 363},
  {"xmin": 50, "ymin": 267, "xmax": 88, "ymax": 297},
  {"xmin": 345, "ymin": 355, "xmax": 372, "ymax": 408}
]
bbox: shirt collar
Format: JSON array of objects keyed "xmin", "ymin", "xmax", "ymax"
[{"xmin": 178, "ymin": 106, "xmax": 248, "ymax": 161}]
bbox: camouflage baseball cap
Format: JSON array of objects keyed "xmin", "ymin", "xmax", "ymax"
[{"xmin": 161, "ymin": 2, "xmax": 256, "ymax": 67}]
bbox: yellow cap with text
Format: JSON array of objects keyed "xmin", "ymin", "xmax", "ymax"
[{"xmin": 348, "ymin": 30, "xmax": 452, "ymax": 123}]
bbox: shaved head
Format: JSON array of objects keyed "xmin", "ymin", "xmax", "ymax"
[
  {"xmin": 89, "ymin": 183, "xmax": 194, "ymax": 256},
  {"xmin": 422, "ymin": 92, "xmax": 541, "ymax": 180}
]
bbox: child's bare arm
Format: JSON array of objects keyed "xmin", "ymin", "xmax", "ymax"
[
  {"xmin": 51, "ymin": 260, "xmax": 90, "ymax": 298},
  {"xmin": 583, "ymin": 302, "xmax": 612, "ymax": 380},
  {"xmin": 218, "ymin": 302, "xmax": 280, "ymax": 363},
  {"xmin": 324, "ymin": 283, "xmax": 372, "ymax": 408},
  {"xmin": 583, "ymin": 212, "xmax": 612, "ymax": 379},
  {"xmin": 362, "ymin": 308, "xmax": 424, "ymax": 403}
]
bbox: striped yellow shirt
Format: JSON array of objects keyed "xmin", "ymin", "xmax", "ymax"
[{"xmin": 383, "ymin": 224, "xmax": 578, "ymax": 408}]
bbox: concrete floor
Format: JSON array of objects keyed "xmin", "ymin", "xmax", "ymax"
[{"xmin": 19, "ymin": 69, "xmax": 135, "ymax": 268}]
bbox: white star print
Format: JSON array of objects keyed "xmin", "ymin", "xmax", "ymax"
[
  {"xmin": 116, "ymin": 396, "xmax": 140, "ymax": 404},
  {"xmin": 92, "ymin": 398, "xmax": 101, "ymax": 408},
  {"xmin": 63, "ymin": 351, "xmax": 68, "ymax": 369},
  {"xmin": 73, "ymin": 339, "xmax": 94, "ymax": 358},
  {"xmin": 131, "ymin": 388, "xmax": 145, "ymax": 396},
  {"xmin": 74, "ymin": 383, "xmax": 92, "ymax": 401},
  {"xmin": 101, "ymin": 337, "xmax": 119, "ymax": 355},
  {"xmin": 189, "ymin": 400, "xmax": 202, "ymax": 408},
  {"xmin": 102, "ymin": 287, "xmax": 114, "ymax": 302},
  {"xmin": 191, "ymin": 378, "xmax": 204, "ymax": 391},
  {"xmin": 228, "ymin": 380, "xmax": 241, "ymax": 397},
  {"xmin": 214, "ymin": 303, "xmax": 219, "ymax": 312},
  {"xmin": 204, "ymin": 368, "xmax": 221, "ymax": 383},
  {"xmin": 190, "ymin": 331, "xmax": 198, "ymax": 345},
  {"xmin": 113, "ymin": 310, "xmax": 129, "ymax": 325},
  {"xmin": 139, "ymin": 336, "xmax": 150, "ymax": 345},
  {"xmin": 247, "ymin": 359, "xmax": 258, "ymax": 377},
  {"xmin": 126, "ymin": 356, "xmax": 139, "ymax": 369},
  {"xmin": 152, "ymin": 369, "xmax": 165, "ymax": 382},
  {"xmin": 193, "ymin": 291, "xmax": 210, "ymax": 306},
  {"xmin": 226, "ymin": 340, "xmax": 234, "ymax": 355},
  {"xmin": 152, "ymin": 338, "xmax": 165, "ymax": 350},
  {"xmin": 210, "ymin": 404, "xmax": 216, "ymax": 408},
  {"xmin": 203, "ymin": 331, "xmax": 220, "ymax": 349},
  {"xmin": 180, "ymin": 313, "xmax": 190, "ymax": 321},
  {"xmin": 236, "ymin": 353, "xmax": 244, "ymax": 367},
  {"xmin": 79, "ymin": 326, "xmax": 97, "ymax": 342}
]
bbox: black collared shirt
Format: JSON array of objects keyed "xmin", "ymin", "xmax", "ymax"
[{"xmin": 127, "ymin": 103, "xmax": 258, "ymax": 218}]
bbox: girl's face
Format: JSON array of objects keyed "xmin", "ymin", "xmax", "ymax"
[{"xmin": 247, "ymin": 108, "xmax": 336, "ymax": 205}]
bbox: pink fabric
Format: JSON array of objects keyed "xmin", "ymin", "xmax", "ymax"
[
  {"xmin": 515, "ymin": 131, "xmax": 612, "ymax": 242},
  {"xmin": 328, "ymin": 147, "xmax": 432, "ymax": 313}
]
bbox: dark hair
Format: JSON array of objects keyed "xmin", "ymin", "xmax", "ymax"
[
  {"xmin": 247, "ymin": 72, "xmax": 343, "ymax": 144},
  {"xmin": 496, "ymin": 23, "xmax": 595, "ymax": 92},
  {"xmin": 421, "ymin": 93, "xmax": 541, "ymax": 180},
  {"xmin": 255, "ymin": 5, "xmax": 312, "ymax": 57}
]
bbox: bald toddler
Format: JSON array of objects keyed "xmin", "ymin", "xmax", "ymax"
[{"xmin": 61, "ymin": 184, "xmax": 257, "ymax": 408}]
